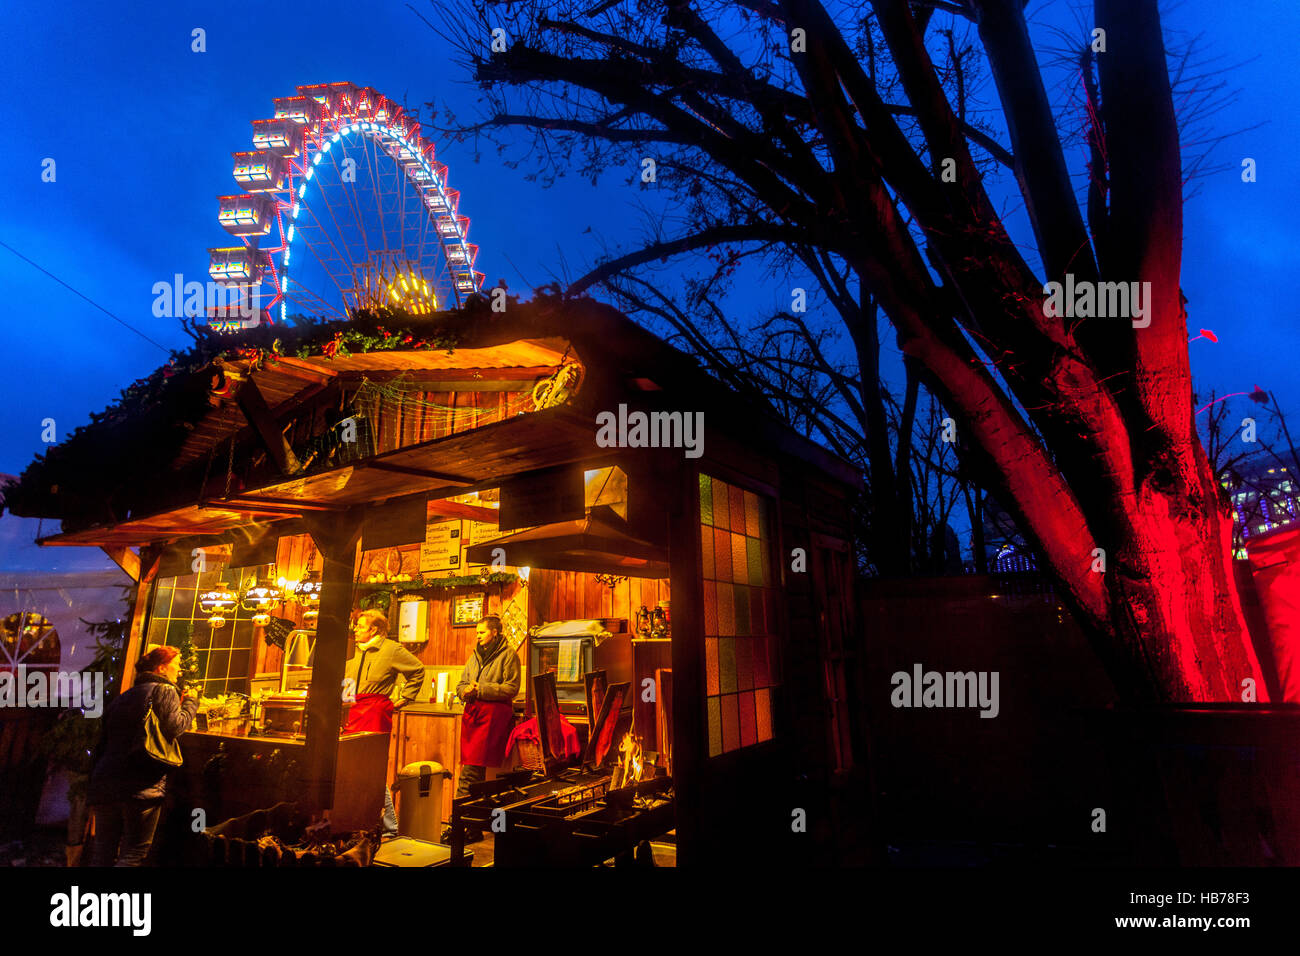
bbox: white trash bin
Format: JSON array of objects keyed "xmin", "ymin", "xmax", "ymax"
[{"xmin": 393, "ymin": 761, "xmax": 450, "ymax": 842}]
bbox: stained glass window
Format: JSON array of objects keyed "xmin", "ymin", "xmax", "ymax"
[{"xmin": 700, "ymin": 474, "xmax": 778, "ymax": 756}]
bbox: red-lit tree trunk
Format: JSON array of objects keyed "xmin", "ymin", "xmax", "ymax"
[
  {"xmin": 841, "ymin": 0, "xmax": 1268, "ymax": 701},
  {"xmin": 455, "ymin": 0, "xmax": 1269, "ymax": 701}
]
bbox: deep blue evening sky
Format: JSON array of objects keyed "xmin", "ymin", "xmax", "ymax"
[{"xmin": 1, "ymin": 0, "xmax": 1296, "ymax": 488}]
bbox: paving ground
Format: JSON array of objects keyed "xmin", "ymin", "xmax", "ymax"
[
  {"xmin": 0, "ymin": 828, "xmax": 70, "ymax": 867},
  {"xmin": 4, "ymin": 825, "xmax": 678, "ymax": 867}
]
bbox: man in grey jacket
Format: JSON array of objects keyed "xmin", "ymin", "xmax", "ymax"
[
  {"xmin": 453, "ymin": 615, "xmax": 520, "ymax": 837},
  {"xmin": 343, "ymin": 609, "xmax": 425, "ymax": 835}
]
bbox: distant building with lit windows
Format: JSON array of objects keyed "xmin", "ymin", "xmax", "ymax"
[
  {"xmin": 1223, "ymin": 459, "xmax": 1300, "ymax": 557},
  {"xmin": 981, "ymin": 498, "xmax": 1037, "ymax": 573}
]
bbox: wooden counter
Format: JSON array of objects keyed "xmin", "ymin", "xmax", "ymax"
[{"xmin": 178, "ymin": 729, "xmax": 390, "ymax": 832}]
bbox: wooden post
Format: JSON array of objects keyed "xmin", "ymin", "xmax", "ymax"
[
  {"xmin": 665, "ymin": 455, "xmax": 705, "ymax": 865},
  {"xmin": 120, "ymin": 546, "xmax": 161, "ymax": 693},
  {"xmin": 300, "ymin": 509, "xmax": 363, "ymax": 816}
]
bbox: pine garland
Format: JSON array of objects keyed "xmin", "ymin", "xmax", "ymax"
[
  {"xmin": 354, "ymin": 571, "xmax": 519, "ymax": 592},
  {"xmin": 2, "ymin": 309, "xmax": 462, "ymax": 522}
]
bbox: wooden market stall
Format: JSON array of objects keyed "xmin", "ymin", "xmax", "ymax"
[{"xmin": 5, "ymin": 295, "xmax": 864, "ymax": 865}]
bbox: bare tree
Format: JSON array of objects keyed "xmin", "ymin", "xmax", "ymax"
[{"xmin": 425, "ymin": 0, "xmax": 1269, "ymax": 702}]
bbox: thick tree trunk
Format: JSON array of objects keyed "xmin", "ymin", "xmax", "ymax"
[{"xmin": 1095, "ymin": 445, "xmax": 1267, "ymax": 702}]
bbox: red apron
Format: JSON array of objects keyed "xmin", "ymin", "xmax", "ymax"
[
  {"xmin": 460, "ymin": 698, "xmax": 514, "ymax": 766},
  {"xmin": 344, "ymin": 694, "xmax": 394, "ymax": 734}
]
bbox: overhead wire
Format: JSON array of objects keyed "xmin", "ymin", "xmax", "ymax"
[{"xmin": 0, "ymin": 238, "xmax": 173, "ymax": 355}]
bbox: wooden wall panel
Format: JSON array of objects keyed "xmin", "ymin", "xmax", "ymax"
[
  {"xmin": 254, "ymin": 533, "xmax": 320, "ymax": 676},
  {"xmin": 354, "ymin": 388, "xmax": 534, "ymax": 457},
  {"xmin": 527, "ymin": 569, "xmax": 671, "ymax": 748},
  {"xmin": 399, "ymin": 580, "xmax": 526, "ymax": 669},
  {"xmin": 529, "ymin": 570, "xmax": 669, "ymax": 625},
  {"xmin": 633, "ymin": 641, "xmax": 672, "ymax": 750}
]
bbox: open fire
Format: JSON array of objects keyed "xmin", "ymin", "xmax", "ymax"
[{"xmin": 609, "ymin": 732, "xmax": 644, "ymax": 790}]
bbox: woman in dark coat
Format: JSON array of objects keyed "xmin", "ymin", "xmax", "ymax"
[{"xmin": 88, "ymin": 645, "xmax": 199, "ymax": 866}]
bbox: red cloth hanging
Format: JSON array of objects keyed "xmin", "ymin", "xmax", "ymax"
[
  {"xmin": 505, "ymin": 715, "xmax": 582, "ymax": 761},
  {"xmin": 344, "ymin": 694, "xmax": 395, "ymax": 734},
  {"xmin": 460, "ymin": 698, "xmax": 516, "ymax": 766}
]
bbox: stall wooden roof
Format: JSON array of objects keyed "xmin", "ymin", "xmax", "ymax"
[
  {"xmin": 27, "ymin": 297, "xmax": 861, "ymax": 550},
  {"xmin": 174, "ymin": 338, "xmax": 571, "ymax": 469},
  {"xmin": 40, "ymin": 405, "xmax": 595, "ymax": 547}
]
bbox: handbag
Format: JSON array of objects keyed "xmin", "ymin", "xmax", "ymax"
[{"xmin": 143, "ymin": 691, "xmax": 184, "ymax": 767}]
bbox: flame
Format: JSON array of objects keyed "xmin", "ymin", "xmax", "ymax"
[{"xmin": 611, "ymin": 732, "xmax": 644, "ymax": 790}]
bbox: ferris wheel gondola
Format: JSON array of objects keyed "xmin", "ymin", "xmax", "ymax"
[{"xmin": 207, "ymin": 82, "xmax": 484, "ymax": 331}]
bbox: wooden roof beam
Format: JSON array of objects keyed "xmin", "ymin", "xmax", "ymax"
[
  {"xmin": 101, "ymin": 545, "xmax": 141, "ymax": 582},
  {"xmin": 246, "ymin": 355, "xmax": 337, "ymax": 385},
  {"xmin": 367, "ymin": 461, "xmax": 475, "ymax": 485},
  {"xmin": 203, "ymin": 494, "xmax": 340, "ymax": 516},
  {"xmin": 236, "ymin": 379, "xmax": 301, "ymax": 476},
  {"xmin": 425, "ymin": 499, "xmax": 499, "ymax": 523}
]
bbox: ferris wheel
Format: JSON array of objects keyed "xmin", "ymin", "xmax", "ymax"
[{"xmin": 207, "ymin": 82, "xmax": 484, "ymax": 330}]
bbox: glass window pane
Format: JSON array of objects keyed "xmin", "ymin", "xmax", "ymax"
[
  {"xmin": 208, "ymin": 650, "xmax": 230, "ymax": 682},
  {"xmin": 147, "ymin": 618, "xmax": 167, "ymax": 647},
  {"xmin": 207, "ymin": 626, "xmax": 232, "ymax": 650},
  {"xmin": 744, "ymin": 491, "xmax": 761, "ymax": 538},
  {"xmin": 708, "ymin": 698, "xmax": 722, "ymax": 757},
  {"xmin": 228, "ymin": 647, "xmax": 250, "ymax": 681},
  {"xmin": 231, "ymin": 620, "xmax": 253, "ymax": 649},
  {"xmin": 747, "ymin": 537, "xmax": 763, "ymax": 586},
  {"xmin": 153, "ymin": 584, "xmax": 174, "ymax": 617},
  {"xmin": 699, "ymin": 474, "xmax": 713, "ymax": 525},
  {"xmin": 713, "ymin": 479, "xmax": 730, "ymax": 531},
  {"xmin": 721, "ymin": 694, "xmax": 740, "ymax": 753},
  {"xmin": 714, "ymin": 528, "xmax": 732, "ymax": 581},
  {"xmin": 701, "ymin": 526, "xmax": 715, "ymax": 579},
  {"xmin": 719, "ymin": 637, "xmax": 736, "ymax": 694},
  {"xmin": 705, "ymin": 637, "xmax": 719, "ymax": 696},
  {"xmin": 171, "ymin": 589, "xmax": 196, "ymax": 618},
  {"xmin": 729, "ymin": 487, "xmax": 745, "ymax": 537},
  {"xmin": 735, "ymin": 637, "xmax": 753, "ymax": 691},
  {"xmin": 731, "ymin": 533, "xmax": 747, "ymax": 584},
  {"xmin": 165, "ymin": 620, "xmax": 190, "ymax": 646},
  {"xmin": 739, "ymin": 690, "xmax": 757, "ymax": 747},
  {"xmin": 734, "ymin": 584, "xmax": 750, "ymax": 636},
  {"xmin": 703, "ymin": 580, "xmax": 717, "ymax": 635},
  {"xmin": 717, "ymin": 582, "xmax": 735, "ymax": 635},
  {"xmin": 756, "ymin": 689, "xmax": 772, "ymax": 742}
]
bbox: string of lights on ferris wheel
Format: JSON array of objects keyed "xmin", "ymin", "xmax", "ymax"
[{"xmin": 208, "ymin": 82, "xmax": 484, "ymax": 331}]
